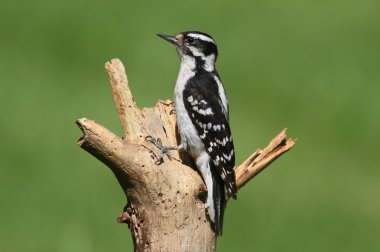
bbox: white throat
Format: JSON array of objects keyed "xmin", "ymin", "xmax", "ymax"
[{"xmin": 175, "ymin": 55, "xmax": 196, "ymax": 93}]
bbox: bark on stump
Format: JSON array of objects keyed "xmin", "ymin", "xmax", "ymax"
[{"xmin": 76, "ymin": 58, "xmax": 295, "ymax": 252}]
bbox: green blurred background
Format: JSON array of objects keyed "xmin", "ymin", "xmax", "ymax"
[{"xmin": 1, "ymin": 0, "xmax": 379, "ymax": 251}]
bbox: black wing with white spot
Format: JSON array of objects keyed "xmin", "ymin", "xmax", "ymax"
[{"xmin": 183, "ymin": 72, "xmax": 237, "ymax": 198}]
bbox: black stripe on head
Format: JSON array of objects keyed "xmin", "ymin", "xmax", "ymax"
[{"xmin": 182, "ymin": 31, "xmax": 218, "ymax": 58}]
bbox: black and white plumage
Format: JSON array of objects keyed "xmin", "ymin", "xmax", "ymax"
[{"xmin": 157, "ymin": 31, "xmax": 237, "ymax": 235}]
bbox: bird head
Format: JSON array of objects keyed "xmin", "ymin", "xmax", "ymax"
[{"xmin": 158, "ymin": 31, "xmax": 218, "ymax": 71}]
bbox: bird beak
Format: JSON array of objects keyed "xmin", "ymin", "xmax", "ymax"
[{"xmin": 157, "ymin": 33, "xmax": 184, "ymax": 46}]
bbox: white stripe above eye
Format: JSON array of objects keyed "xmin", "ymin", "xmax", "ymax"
[{"xmin": 187, "ymin": 33, "xmax": 215, "ymax": 44}]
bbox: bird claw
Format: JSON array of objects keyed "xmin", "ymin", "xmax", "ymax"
[{"xmin": 145, "ymin": 136, "xmax": 177, "ymax": 164}]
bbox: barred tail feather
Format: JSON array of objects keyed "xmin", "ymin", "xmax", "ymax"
[{"xmin": 210, "ymin": 161, "xmax": 226, "ymax": 236}]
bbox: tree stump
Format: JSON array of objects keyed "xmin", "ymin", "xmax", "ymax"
[{"xmin": 76, "ymin": 58, "xmax": 295, "ymax": 252}]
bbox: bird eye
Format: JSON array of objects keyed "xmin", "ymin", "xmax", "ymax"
[{"xmin": 186, "ymin": 37, "xmax": 195, "ymax": 45}]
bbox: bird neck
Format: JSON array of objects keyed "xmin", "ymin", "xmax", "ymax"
[
  {"xmin": 180, "ymin": 54, "xmax": 215, "ymax": 73},
  {"xmin": 197, "ymin": 54, "xmax": 215, "ymax": 72}
]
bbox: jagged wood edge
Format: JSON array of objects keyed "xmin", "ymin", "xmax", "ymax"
[{"xmin": 235, "ymin": 129, "xmax": 295, "ymax": 189}]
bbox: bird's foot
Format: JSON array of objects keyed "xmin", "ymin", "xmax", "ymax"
[{"xmin": 145, "ymin": 136, "xmax": 179, "ymax": 164}]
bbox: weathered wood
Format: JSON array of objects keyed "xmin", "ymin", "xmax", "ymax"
[
  {"xmin": 235, "ymin": 129, "xmax": 295, "ymax": 189},
  {"xmin": 76, "ymin": 58, "xmax": 295, "ymax": 251}
]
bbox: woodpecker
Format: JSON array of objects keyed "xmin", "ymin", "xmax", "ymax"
[{"xmin": 153, "ymin": 31, "xmax": 237, "ymax": 235}]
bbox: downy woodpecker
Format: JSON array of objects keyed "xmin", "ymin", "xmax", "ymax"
[{"xmin": 155, "ymin": 31, "xmax": 237, "ymax": 235}]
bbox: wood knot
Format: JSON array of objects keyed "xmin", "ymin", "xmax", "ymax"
[{"xmin": 117, "ymin": 203, "xmax": 143, "ymax": 246}]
